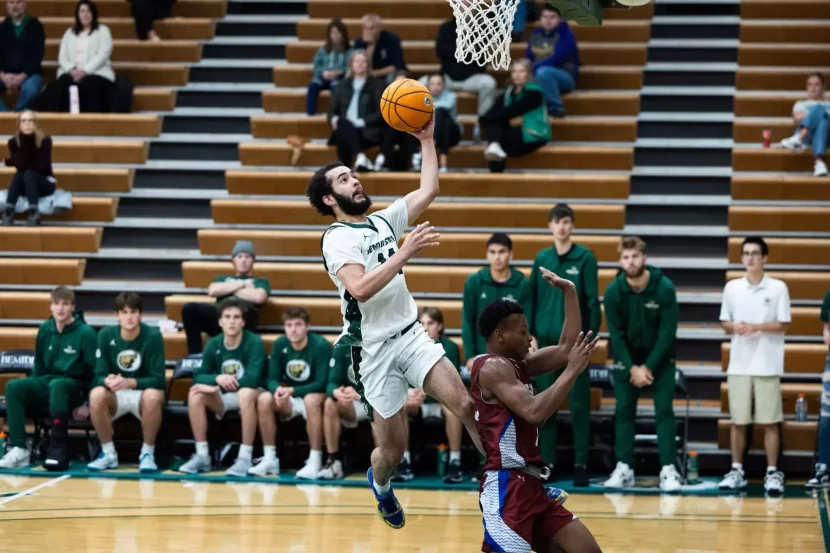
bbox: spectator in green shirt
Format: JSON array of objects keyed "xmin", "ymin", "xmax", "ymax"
[
  {"xmin": 86, "ymin": 293, "xmax": 166, "ymax": 473},
  {"xmin": 181, "ymin": 240, "xmax": 271, "ymax": 354},
  {"xmin": 251, "ymin": 307, "xmax": 332, "ymax": 479}
]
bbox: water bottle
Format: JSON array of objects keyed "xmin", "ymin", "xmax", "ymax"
[
  {"xmin": 686, "ymin": 451, "xmax": 699, "ymax": 485},
  {"xmin": 0, "ymin": 432, "xmax": 7, "ymax": 456},
  {"xmin": 69, "ymin": 85, "xmax": 80, "ymax": 115},
  {"xmin": 795, "ymin": 393, "xmax": 808, "ymax": 422},
  {"xmin": 437, "ymin": 443, "xmax": 449, "ymax": 477}
]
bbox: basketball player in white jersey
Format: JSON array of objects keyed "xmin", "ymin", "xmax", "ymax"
[{"xmin": 306, "ymin": 116, "xmax": 482, "ymax": 529}]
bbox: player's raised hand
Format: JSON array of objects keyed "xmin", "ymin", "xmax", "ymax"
[
  {"xmin": 401, "ymin": 221, "xmax": 440, "ymax": 257},
  {"xmin": 565, "ymin": 332, "xmax": 600, "ymax": 375},
  {"xmin": 540, "ymin": 267, "xmax": 575, "ymax": 291},
  {"xmin": 408, "ymin": 112, "xmax": 435, "ymax": 141}
]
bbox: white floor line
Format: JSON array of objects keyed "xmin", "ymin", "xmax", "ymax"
[{"xmin": 0, "ymin": 474, "xmax": 71, "ymax": 507}]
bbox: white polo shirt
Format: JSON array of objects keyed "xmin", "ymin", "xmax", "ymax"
[{"xmin": 720, "ymin": 275, "xmax": 791, "ymax": 377}]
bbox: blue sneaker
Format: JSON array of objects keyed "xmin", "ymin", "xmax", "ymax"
[
  {"xmin": 546, "ymin": 486, "xmax": 569, "ymax": 506},
  {"xmin": 367, "ymin": 468, "xmax": 405, "ymax": 529}
]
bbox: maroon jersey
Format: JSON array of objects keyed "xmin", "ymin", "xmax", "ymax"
[{"xmin": 470, "ymin": 354, "xmax": 544, "ymax": 472}]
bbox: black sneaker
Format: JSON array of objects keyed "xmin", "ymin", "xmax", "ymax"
[
  {"xmin": 806, "ymin": 463, "xmax": 830, "ymax": 489},
  {"xmin": 44, "ymin": 426, "xmax": 69, "ymax": 472},
  {"xmin": 390, "ymin": 459, "xmax": 414, "ymax": 482},
  {"xmin": 573, "ymin": 465, "xmax": 589, "ymax": 487},
  {"xmin": 444, "ymin": 460, "xmax": 463, "ymax": 484}
]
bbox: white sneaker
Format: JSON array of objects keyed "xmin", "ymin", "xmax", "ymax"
[
  {"xmin": 603, "ymin": 462, "xmax": 635, "ymax": 489},
  {"xmin": 764, "ymin": 470, "xmax": 785, "ymax": 495},
  {"xmin": 0, "ymin": 447, "xmax": 30, "ymax": 469},
  {"xmin": 374, "ymin": 154, "xmax": 387, "ymax": 171},
  {"xmin": 484, "ymin": 142, "xmax": 507, "ymax": 161},
  {"xmin": 248, "ymin": 457, "xmax": 280, "ymax": 477},
  {"xmin": 659, "ymin": 465, "xmax": 682, "ymax": 493},
  {"xmin": 814, "ymin": 159, "xmax": 828, "ymax": 177},
  {"xmin": 87, "ymin": 452, "xmax": 118, "ymax": 471},
  {"xmin": 718, "ymin": 467, "xmax": 747, "ymax": 490},
  {"xmin": 806, "ymin": 463, "xmax": 830, "ymax": 489},
  {"xmin": 780, "ymin": 134, "xmax": 804, "ymax": 151},
  {"xmin": 411, "ymin": 152, "xmax": 422, "ymax": 170},
  {"xmin": 178, "ymin": 453, "xmax": 211, "ymax": 474},
  {"xmin": 295, "ymin": 459, "xmax": 322, "ymax": 480},
  {"xmin": 317, "ymin": 459, "xmax": 344, "ymax": 480},
  {"xmin": 139, "ymin": 452, "xmax": 158, "ymax": 473},
  {"xmin": 439, "ymin": 165, "xmax": 448, "ymax": 173},
  {"xmin": 226, "ymin": 457, "xmax": 253, "ymax": 477},
  {"xmin": 354, "ymin": 153, "xmax": 374, "ymax": 172}
]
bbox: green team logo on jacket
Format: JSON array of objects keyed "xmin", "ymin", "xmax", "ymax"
[
  {"xmin": 222, "ymin": 359, "xmax": 245, "ymax": 380},
  {"xmin": 287, "ymin": 359, "xmax": 311, "ymax": 381},
  {"xmin": 117, "ymin": 350, "xmax": 142, "ymax": 372}
]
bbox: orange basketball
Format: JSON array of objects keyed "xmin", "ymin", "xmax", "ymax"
[{"xmin": 380, "ymin": 78, "xmax": 434, "ymax": 132}]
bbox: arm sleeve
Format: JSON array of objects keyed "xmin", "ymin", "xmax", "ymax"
[
  {"xmin": 58, "ymin": 30, "xmax": 75, "ymax": 73},
  {"xmin": 533, "ymin": 26, "xmax": 577, "ymax": 71},
  {"xmin": 6, "ymin": 139, "xmax": 21, "ymax": 169},
  {"xmin": 81, "ymin": 328, "xmax": 98, "ymax": 381},
  {"xmin": 37, "ymin": 138, "xmax": 52, "ymax": 175},
  {"xmin": 387, "ymin": 33, "xmax": 405, "ymax": 69},
  {"xmin": 719, "ymin": 283, "xmax": 733, "ymax": 321},
  {"xmin": 266, "ymin": 345, "xmax": 283, "ymax": 393},
  {"xmin": 603, "ymin": 285, "xmax": 635, "ymax": 372},
  {"xmin": 237, "ymin": 338, "xmax": 266, "ymax": 389},
  {"xmin": 645, "ymin": 284, "xmax": 679, "ymax": 371},
  {"xmin": 92, "ymin": 330, "xmax": 111, "ymax": 388},
  {"xmin": 81, "ymin": 26, "xmax": 113, "ymax": 75},
  {"xmin": 322, "ymin": 227, "xmax": 365, "ymax": 275},
  {"xmin": 293, "ymin": 341, "xmax": 332, "ymax": 396},
  {"xmin": 31, "ymin": 325, "xmax": 46, "ymax": 377},
  {"xmin": 327, "ymin": 81, "xmax": 344, "ymax": 121},
  {"xmin": 582, "ymin": 253, "xmax": 601, "ymax": 334},
  {"xmin": 362, "ymin": 80, "xmax": 385, "ymax": 127},
  {"xmin": 193, "ymin": 350, "xmax": 218, "ymax": 385},
  {"xmin": 375, "ymin": 198, "xmax": 409, "ymax": 240},
  {"xmin": 461, "ymin": 275, "xmax": 479, "ymax": 358},
  {"xmin": 23, "ymin": 21, "xmax": 45, "ymax": 76},
  {"xmin": 777, "ymin": 283, "xmax": 792, "ymax": 323},
  {"xmin": 519, "ymin": 277, "xmax": 535, "ymax": 334},
  {"xmin": 255, "ymin": 278, "xmax": 271, "ymax": 294},
  {"xmin": 478, "ymin": 91, "xmax": 542, "ymax": 124},
  {"xmin": 445, "ymin": 339, "xmax": 461, "ymax": 370},
  {"xmin": 325, "ymin": 354, "xmax": 341, "ymax": 397},
  {"xmin": 820, "ymin": 290, "xmax": 830, "ymax": 323},
  {"xmin": 312, "ymin": 48, "xmax": 325, "ymax": 80},
  {"xmin": 134, "ymin": 331, "xmax": 166, "ymax": 390}
]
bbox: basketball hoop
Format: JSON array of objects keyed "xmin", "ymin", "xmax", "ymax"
[{"xmin": 446, "ymin": 0, "xmax": 520, "ymax": 70}]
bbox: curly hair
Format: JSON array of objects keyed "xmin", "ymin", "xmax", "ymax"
[
  {"xmin": 477, "ymin": 299, "xmax": 524, "ymax": 340},
  {"xmin": 306, "ymin": 161, "xmax": 343, "ymax": 217}
]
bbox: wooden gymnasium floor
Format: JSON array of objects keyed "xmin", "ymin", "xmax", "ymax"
[{"xmin": 0, "ymin": 476, "xmax": 825, "ymax": 552}]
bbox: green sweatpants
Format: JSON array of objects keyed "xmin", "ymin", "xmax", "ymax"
[
  {"xmin": 614, "ymin": 363, "xmax": 676, "ymax": 467},
  {"xmin": 5, "ymin": 376, "xmax": 88, "ymax": 449},
  {"xmin": 536, "ymin": 368, "xmax": 591, "ymax": 467}
]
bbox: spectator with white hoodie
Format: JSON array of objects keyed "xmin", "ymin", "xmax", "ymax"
[{"xmin": 780, "ymin": 72, "xmax": 829, "ymax": 177}]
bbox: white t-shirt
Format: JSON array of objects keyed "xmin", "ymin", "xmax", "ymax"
[
  {"xmin": 74, "ymin": 31, "xmax": 90, "ymax": 68},
  {"xmin": 719, "ymin": 275, "xmax": 791, "ymax": 377},
  {"xmin": 792, "ymin": 99, "xmax": 830, "ymax": 117},
  {"xmin": 321, "ymin": 199, "xmax": 417, "ymax": 356}
]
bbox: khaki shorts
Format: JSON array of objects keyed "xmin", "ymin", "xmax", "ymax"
[{"xmin": 727, "ymin": 375, "xmax": 783, "ymax": 425}]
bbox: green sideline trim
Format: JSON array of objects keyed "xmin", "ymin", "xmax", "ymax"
[{"xmin": 819, "ymin": 488, "xmax": 830, "ymax": 553}]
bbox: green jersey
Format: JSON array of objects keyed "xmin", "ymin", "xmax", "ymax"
[
  {"xmin": 212, "ymin": 274, "xmax": 271, "ymax": 303},
  {"xmin": 194, "ymin": 330, "xmax": 266, "ymax": 389},
  {"xmin": 93, "ymin": 323, "xmax": 166, "ymax": 390},
  {"xmin": 821, "ymin": 289, "xmax": 830, "ymax": 323},
  {"xmin": 33, "ymin": 313, "xmax": 97, "ymax": 382},
  {"xmin": 267, "ymin": 333, "xmax": 332, "ymax": 396}
]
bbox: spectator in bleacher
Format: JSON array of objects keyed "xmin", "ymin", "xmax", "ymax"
[
  {"xmin": 719, "ymin": 237, "xmax": 791, "ymax": 495},
  {"xmin": 478, "ymin": 59, "xmax": 550, "ymax": 173},
  {"xmin": 85, "ymin": 293, "xmax": 165, "ymax": 473},
  {"xmin": 462, "ymin": 233, "xmax": 533, "ymax": 367},
  {"xmin": 0, "ymin": 286, "xmax": 97, "ymax": 470},
  {"xmin": 307, "ymin": 18, "xmax": 351, "ymax": 116},
  {"xmin": 327, "ymin": 49, "xmax": 385, "ymax": 172},
  {"xmin": 433, "ymin": 16, "xmax": 497, "ymax": 117},
  {"xmin": 251, "ymin": 307, "xmax": 331, "ymax": 479},
  {"xmin": 525, "ymin": 5, "xmax": 579, "ymax": 118},
  {"xmin": 181, "ymin": 240, "xmax": 270, "ymax": 355},
  {"xmin": 779, "ymin": 72, "xmax": 829, "ymax": 177},
  {"xmin": 602, "ymin": 236, "xmax": 682, "ymax": 492},
  {"xmin": 0, "ymin": 0, "xmax": 45, "ymax": 112},
  {"xmin": 352, "ymin": 14, "xmax": 405, "ymax": 84},
  {"xmin": 807, "ymin": 287, "xmax": 830, "ymax": 488},
  {"xmin": 130, "ymin": 0, "xmax": 175, "ymax": 42},
  {"xmin": 47, "ymin": 0, "xmax": 116, "ymax": 113},
  {"xmin": 530, "ymin": 203, "xmax": 601, "ymax": 486},
  {"xmin": 411, "ymin": 73, "xmax": 461, "ymax": 173},
  {"xmin": 2, "ymin": 110, "xmax": 54, "ymax": 226},
  {"xmin": 178, "ymin": 298, "xmax": 266, "ymax": 477}
]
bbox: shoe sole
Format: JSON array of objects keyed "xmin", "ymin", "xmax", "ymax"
[
  {"xmin": 368, "ymin": 469, "xmax": 406, "ymax": 529},
  {"xmin": 87, "ymin": 465, "xmax": 118, "ymax": 471}
]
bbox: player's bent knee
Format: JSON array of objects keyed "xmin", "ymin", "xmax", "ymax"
[
  {"xmin": 89, "ymin": 386, "xmax": 111, "ymax": 407},
  {"xmin": 256, "ymin": 391, "xmax": 273, "ymax": 411},
  {"xmin": 140, "ymin": 389, "xmax": 164, "ymax": 409},
  {"xmin": 324, "ymin": 397, "xmax": 338, "ymax": 416},
  {"xmin": 304, "ymin": 393, "xmax": 325, "ymax": 410},
  {"xmin": 237, "ymin": 387, "xmax": 258, "ymax": 407}
]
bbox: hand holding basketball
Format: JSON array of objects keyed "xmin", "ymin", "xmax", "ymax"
[
  {"xmin": 380, "ymin": 78, "xmax": 434, "ymax": 133},
  {"xmin": 408, "ymin": 112, "xmax": 435, "ymax": 141}
]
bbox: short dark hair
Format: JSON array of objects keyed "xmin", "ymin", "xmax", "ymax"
[
  {"xmin": 487, "ymin": 233, "xmax": 513, "ymax": 251},
  {"xmin": 306, "ymin": 161, "xmax": 343, "ymax": 218},
  {"xmin": 283, "ymin": 306, "xmax": 310, "ymax": 324},
  {"xmin": 548, "ymin": 203, "xmax": 574, "ymax": 222},
  {"xmin": 540, "ymin": 4, "xmax": 562, "ymax": 17},
  {"xmin": 807, "ymin": 72, "xmax": 825, "ymax": 85},
  {"xmin": 478, "ymin": 299, "xmax": 524, "ymax": 340},
  {"xmin": 51, "ymin": 286, "xmax": 75, "ymax": 304},
  {"xmin": 114, "ymin": 292, "xmax": 142, "ymax": 313},
  {"xmin": 217, "ymin": 297, "xmax": 247, "ymax": 318},
  {"xmin": 618, "ymin": 236, "xmax": 647, "ymax": 255},
  {"xmin": 741, "ymin": 236, "xmax": 769, "ymax": 257}
]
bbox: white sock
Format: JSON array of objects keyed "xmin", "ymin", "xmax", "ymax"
[
  {"xmin": 195, "ymin": 441, "xmax": 209, "ymax": 458},
  {"xmin": 402, "ymin": 451, "xmax": 411, "ymax": 464},
  {"xmin": 309, "ymin": 449, "xmax": 323, "ymax": 466},
  {"xmin": 732, "ymin": 462, "xmax": 743, "ymax": 472},
  {"xmin": 767, "ymin": 465, "xmax": 777, "ymax": 474},
  {"xmin": 263, "ymin": 445, "xmax": 277, "ymax": 461},
  {"xmin": 102, "ymin": 442, "xmax": 116, "ymax": 457},
  {"xmin": 141, "ymin": 443, "xmax": 155, "ymax": 456},
  {"xmin": 374, "ymin": 478, "xmax": 391, "ymax": 496},
  {"xmin": 449, "ymin": 451, "xmax": 461, "ymax": 463},
  {"xmin": 238, "ymin": 444, "xmax": 253, "ymax": 462}
]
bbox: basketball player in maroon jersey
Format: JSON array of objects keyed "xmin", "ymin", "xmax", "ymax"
[{"xmin": 471, "ymin": 268, "xmax": 603, "ymax": 553}]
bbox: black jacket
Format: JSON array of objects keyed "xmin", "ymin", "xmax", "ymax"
[
  {"xmin": 0, "ymin": 15, "xmax": 45, "ymax": 76},
  {"xmin": 354, "ymin": 30, "xmax": 406, "ymax": 72},
  {"xmin": 327, "ymin": 76, "xmax": 385, "ymax": 144},
  {"xmin": 436, "ymin": 19, "xmax": 487, "ymax": 82}
]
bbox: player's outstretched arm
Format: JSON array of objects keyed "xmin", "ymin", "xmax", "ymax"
[
  {"xmin": 403, "ymin": 113, "xmax": 438, "ymax": 225},
  {"xmin": 525, "ymin": 268, "xmax": 582, "ymax": 376}
]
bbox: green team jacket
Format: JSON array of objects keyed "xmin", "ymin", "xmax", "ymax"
[
  {"xmin": 212, "ymin": 274, "xmax": 271, "ymax": 304},
  {"xmin": 194, "ymin": 330, "xmax": 266, "ymax": 389},
  {"xmin": 530, "ymin": 243, "xmax": 601, "ymax": 343},
  {"xmin": 93, "ymin": 323, "xmax": 166, "ymax": 390},
  {"xmin": 462, "ymin": 267, "xmax": 533, "ymax": 359},
  {"xmin": 603, "ymin": 265, "xmax": 679, "ymax": 372},
  {"xmin": 268, "ymin": 333, "xmax": 332, "ymax": 397},
  {"xmin": 821, "ymin": 289, "xmax": 830, "ymax": 324},
  {"xmin": 326, "ymin": 345, "xmax": 356, "ymax": 397},
  {"xmin": 32, "ymin": 313, "xmax": 97, "ymax": 382}
]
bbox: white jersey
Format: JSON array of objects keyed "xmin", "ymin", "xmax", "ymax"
[{"xmin": 321, "ymin": 199, "xmax": 418, "ymax": 356}]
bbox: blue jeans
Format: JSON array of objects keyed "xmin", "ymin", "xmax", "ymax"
[
  {"xmin": 0, "ymin": 74, "xmax": 43, "ymax": 112},
  {"xmin": 820, "ymin": 352, "xmax": 830, "ymax": 465},
  {"xmin": 799, "ymin": 103, "xmax": 828, "ymax": 157},
  {"xmin": 306, "ymin": 78, "xmax": 338, "ymax": 116},
  {"xmin": 533, "ymin": 66, "xmax": 575, "ymax": 114}
]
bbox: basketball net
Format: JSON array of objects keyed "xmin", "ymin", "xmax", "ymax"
[{"xmin": 446, "ymin": 0, "xmax": 520, "ymax": 70}]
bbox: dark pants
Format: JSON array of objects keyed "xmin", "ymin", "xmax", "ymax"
[
  {"xmin": 46, "ymin": 74, "xmax": 115, "ymax": 113},
  {"xmin": 331, "ymin": 118, "xmax": 380, "ymax": 167},
  {"xmin": 182, "ymin": 301, "xmax": 261, "ymax": 354},
  {"xmin": 5, "ymin": 170, "xmax": 55, "ymax": 212},
  {"xmin": 434, "ymin": 108, "xmax": 461, "ymax": 154},
  {"xmin": 5, "ymin": 376, "xmax": 88, "ymax": 448},
  {"xmin": 380, "ymin": 128, "xmax": 417, "ymax": 170},
  {"xmin": 131, "ymin": 0, "xmax": 176, "ymax": 39},
  {"xmin": 484, "ymin": 123, "xmax": 546, "ymax": 173},
  {"xmin": 536, "ymin": 365, "xmax": 591, "ymax": 467},
  {"xmin": 307, "ymin": 78, "xmax": 337, "ymax": 115}
]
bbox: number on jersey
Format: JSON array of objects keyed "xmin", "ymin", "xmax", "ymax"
[{"xmin": 377, "ymin": 247, "xmax": 403, "ymax": 275}]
